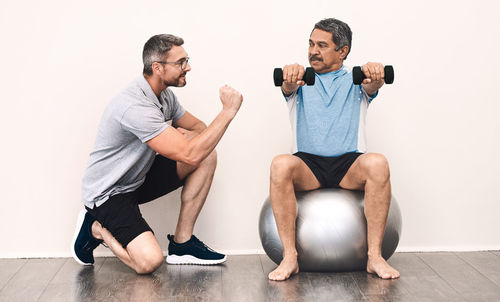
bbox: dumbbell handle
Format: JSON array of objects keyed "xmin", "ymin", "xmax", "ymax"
[
  {"xmin": 352, "ymin": 65, "xmax": 394, "ymax": 85},
  {"xmin": 274, "ymin": 67, "xmax": 315, "ymax": 86}
]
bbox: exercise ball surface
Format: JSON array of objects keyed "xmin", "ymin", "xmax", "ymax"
[{"xmin": 259, "ymin": 188, "xmax": 402, "ymax": 272}]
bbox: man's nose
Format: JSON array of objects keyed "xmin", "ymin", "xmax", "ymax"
[{"xmin": 310, "ymin": 45, "xmax": 320, "ymax": 55}]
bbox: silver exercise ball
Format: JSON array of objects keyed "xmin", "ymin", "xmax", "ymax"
[{"xmin": 258, "ymin": 188, "xmax": 402, "ymax": 272}]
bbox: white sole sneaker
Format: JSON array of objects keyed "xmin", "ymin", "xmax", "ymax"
[
  {"xmin": 166, "ymin": 254, "xmax": 227, "ymax": 265},
  {"xmin": 71, "ymin": 209, "xmax": 92, "ymax": 266}
]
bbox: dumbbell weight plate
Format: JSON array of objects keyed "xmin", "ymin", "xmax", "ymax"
[
  {"xmin": 273, "ymin": 68, "xmax": 283, "ymax": 87},
  {"xmin": 384, "ymin": 65, "xmax": 394, "ymax": 84}
]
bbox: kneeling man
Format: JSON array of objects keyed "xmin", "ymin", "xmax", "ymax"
[{"xmin": 72, "ymin": 34, "xmax": 243, "ymax": 274}]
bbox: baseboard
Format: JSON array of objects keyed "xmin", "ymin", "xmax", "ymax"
[
  {"xmin": 94, "ymin": 249, "xmax": 266, "ymax": 257},
  {"xmin": 395, "ymin": 246, "xmax": 500, "ymax": 252},
  {"xmin": 2, "ymin": 246, "xmax": 499, "ymax": 259}
]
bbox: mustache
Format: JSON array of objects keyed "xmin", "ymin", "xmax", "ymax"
[{"xmin": 309, "ymin": 55, "xmax": 323, "ymax": 62}]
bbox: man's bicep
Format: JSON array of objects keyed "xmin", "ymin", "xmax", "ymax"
[{"xmin": 146, "ymin": 126, "xmax": 189, "ymax": 162}]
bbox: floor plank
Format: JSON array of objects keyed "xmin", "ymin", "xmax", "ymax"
[
  {"xmin": 306, "ymin": 271, "xmax": 363, "ymax": 302},
  {"xmin": 85, "ymin": 257, "xmax": 182, "ymax": 302},
  {"xmin": 118, "ymin": 264, "xmax": 180, "ymax": 302},
  {"xmin": 37, "ymin": 257, "xmax": 106, "ymax": 302},
  {"xmin": 386, "ymin": 253, "xmax": 464, "ymax": 302},
  {"xmin": 221, "ymin": 255, "xmax": 269, "ymax": 302},
  {"xmin": 0, "ymin": 258, "xmax": 66, "ymax": 302},
  {"xmin": 418, "ymin": 252, "xmax": 500, "ymax": 302},
  {"xmin": 172, "ymin": 263, "xmax": 222, "ymax": 301},
  {"xmin": 0, "ymin": 259, "xmax": 27, "ymax": 291},
  {"xmin": 457, "ymin": 252, "xmax": 500, "ymax": 288}
]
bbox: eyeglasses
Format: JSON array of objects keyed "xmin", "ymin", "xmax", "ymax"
[{"xmin": 156, "ymin": 57, "xmax": 190, "ymax": 70}]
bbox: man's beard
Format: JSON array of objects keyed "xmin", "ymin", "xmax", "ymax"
[{"xmin": 163, "ymin": 75, "xmax": 186, "ymax": 87}]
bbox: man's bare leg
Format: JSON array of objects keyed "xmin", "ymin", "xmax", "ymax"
[
  {"xmin": 339, "ymin": 153, "xmax": 400, "ymax": 279},
  {"xmin": 89, "ymin": 150, "xmax": 217, "ymax": 272},
  {"xmin": 91, "ymin": 223, "xmax": 163, "ymax": 274},
  {"xmin": 268, "ymin": 154, "xmax": 320, "ymax": 281},
  {"xmin": 173, "ymin": 150, "xmax": 217, "ymax": 243}
]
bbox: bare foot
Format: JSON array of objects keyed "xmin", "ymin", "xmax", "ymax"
[
  {"xmin": 367, "ymin": 256, "xmax": 400, "ymax": 279},
  {"xmin": 268, "ymin": 256, "xmax": 299, "ymax": 281}
]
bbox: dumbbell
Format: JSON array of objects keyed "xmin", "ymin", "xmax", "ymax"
[
  {"xmin": 352, "ymin": 65, "xmax": 394, "ymax": 85},
  {"xmin": 274, "ymin": 67, "xmax": 315, "ymax": 86}
]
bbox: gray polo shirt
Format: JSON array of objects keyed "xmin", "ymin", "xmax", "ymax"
[{"xmin": 82, "ymin": 76, "xmax": 186, "ymax": 208}]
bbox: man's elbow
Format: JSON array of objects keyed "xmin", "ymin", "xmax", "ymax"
[
  {"xmin": 180, "ymin": 148, "xmax": 217, "ymax": 167},
  {"xmin": 196, "ymin": 122, "xmax": 208, "ymax": 132},
  {"xmin": 179, "ymin": 152, "xmax": 203, "ymax": 167},
  {"xmin": 184, "ymin": 157, "xmax": 202, "ymax": 167}
]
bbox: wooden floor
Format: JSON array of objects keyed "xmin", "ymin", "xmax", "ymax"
[{"xmin": 1, "ymin": 252, "xmax": 500, "ymax": 301}]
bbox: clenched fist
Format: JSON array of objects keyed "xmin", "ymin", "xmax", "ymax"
[
  {"xmin": 219, "ymin": 85, "xmax": 243, "ymax": 115},
  {"xmin": 282, "ymin": 63, "xmax": 306, "ymax": 86}
]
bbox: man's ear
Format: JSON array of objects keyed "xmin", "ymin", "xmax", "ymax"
[
  {"xmin": 339, "ymin": 45, "xmax": 349, "ymax": 60},
  {"xmin": 152, "ymin": 62, "xmax": 161, "ymax": 74}
]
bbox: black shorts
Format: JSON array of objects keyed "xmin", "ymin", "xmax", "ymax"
[
  {"xmin": 293, "ymin": 151, "xmax": 362, "ymax": 188},
  {"xmin": 86, "ymin": 155, "xmax": 184, "ymax": 248}
]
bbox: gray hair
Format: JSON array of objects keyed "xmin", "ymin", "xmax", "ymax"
[
  {"xmin": 313, "ymin": 18, "xmax": 352, "ymax": 59},
  {"xmin": 143, "ymin": 34, "xmax": 184, "ymax": 75}
]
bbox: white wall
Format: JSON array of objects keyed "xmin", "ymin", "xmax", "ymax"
[{"xmin": 0, "ymin": 0, "xmax": 499, "ymax": 257}]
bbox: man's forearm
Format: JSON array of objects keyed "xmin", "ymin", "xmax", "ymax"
[
  {"xmin": 362, "ymin": 81, "xmax": 384, "ymax": 97},
  {"xmin": 281, "ymin": 83, "xmax": 299, "ymax": 97},
  {"xmin": 184, "ymin": 109, "xmax": 235, "ymax": 165}
]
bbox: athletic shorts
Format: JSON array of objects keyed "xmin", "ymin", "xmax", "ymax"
[
  {"xmin": 293, "ymin": 151, "xmax": 363, "ymax": 188},
  {"xmin": 86, "ymin": 155, "xmax": 184, "ymax": 248}
]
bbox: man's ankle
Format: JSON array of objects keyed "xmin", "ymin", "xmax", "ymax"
[
  {"xmin": 283, "ymin": 251, "xmax": 298, "ymax": 259},
  {"xmin": 367, "ymin": 251, "xmax": 383, "ymax": 260},
  {"xmin": 172, "ymin": 234, "xmax": 191, "ymax": 244}
]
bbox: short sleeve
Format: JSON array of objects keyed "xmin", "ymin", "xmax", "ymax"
[
  {"xmin": 120, "ymin": 103, "xmax": 169, "ymax": 143},
  {"xmin": 361, "ymin": 86, "xmax": 378, "ymax": 103},
  {"xmin": 282, "ymin": 87, "xmax": 301, "ymax": 103}
]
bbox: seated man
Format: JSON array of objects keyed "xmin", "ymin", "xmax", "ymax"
[
  {"xmin": 268, "ymin": 18, "xmax": 400, "ymax": 281},
  {"xmin": 72, "ymin": 34, "xmax": 243, "ymax": 274}
]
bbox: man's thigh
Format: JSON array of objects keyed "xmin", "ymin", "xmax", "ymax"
[
  {"xmin": 136, "ymin": 155, "xmax": 185, "ymax": 204},
  {"xmin": 126, "ymin": 231, "xmax": 163, "ymax": 263},
  {"xmin": 88, "ymin": 191, "xmax": 155, "ymax": 248},
  {"xmin": 284, "ymin": 154, "xmax": 321, "ymax": 191},
  {"xmin": 339, "ymin": 154, "xmax": 368, "ymax": 190}
]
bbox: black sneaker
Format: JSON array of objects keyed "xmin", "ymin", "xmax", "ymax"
[
  {"xmin": 166, "ymin": 234, "xmax": 227, "ymax": 265},
  {"xmin": 71, "ymin": 209, "xmax": 103, "ymax": 265}
]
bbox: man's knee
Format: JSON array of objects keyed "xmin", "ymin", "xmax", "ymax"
[
  {"xmin": 201, "ymin": 149, "xmax": 217, "ymax": 170},
  {"xmin": 361, "ymin": 153, "xmax": 390, "ymax": 182},
  {"xmin": 181, "ymin": 150, "xmax": 217, "ymax": 178},
  {"xmin": 270, "ymin": 154, "xmax": 298, "ymax": 184},
  {"xmin": 133, "ymin": 250, "xmax": 164, "ymax": 274},
  {"xmin": 127, "ymin": 233, "xmax": 164, "ymax": 274}
]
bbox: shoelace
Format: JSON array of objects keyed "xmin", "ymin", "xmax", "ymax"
[{"xmin": 191, "ymin": 236, "xmax": 217, "ymax": 253}]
